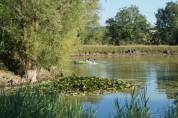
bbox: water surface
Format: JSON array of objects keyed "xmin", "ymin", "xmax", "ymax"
[{"xmin": 71, "ymin": 56, "xmax": 178, "ymax": 118}]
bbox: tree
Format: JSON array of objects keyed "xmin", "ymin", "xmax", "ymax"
[
  {"xmin": 105, "ymin": 6, "xmax": 149, "ymax": 45},
  {"xmin": 80, "ymin": 0, "xmax": 101, "ymax": 44},
  {"xmin": 105, "ymin": 18, "xmax": 119, "ymax": 45},
  {"xmin": 156, "ymin": 2, "xmax": 178, "ymax": 45},
  {"xmin": 0, "ymin": 0, "xmax": 97, "ymax": 82}
]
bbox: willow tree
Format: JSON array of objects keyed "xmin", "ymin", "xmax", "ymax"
[
  {"xmin": 0, "ymin": 0, "xmax": 95, "ymax": 82},
  {"xmin": 79, "ymin": 0, "xmax": 101, "ymax": 44}
]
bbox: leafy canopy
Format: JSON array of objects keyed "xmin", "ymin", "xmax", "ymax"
[
  {"xmin": 105, "ymin": 6, "xmax": 149, "ymax": 45},
  {"xmin": 156, "ymin": 1, "xmax": 178, "ymax": 45}
]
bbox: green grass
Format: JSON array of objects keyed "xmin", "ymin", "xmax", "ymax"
[
  {"xmin": 0, "ymin": 89, "xmax": 95, "ymax": 118},
  {"xmin": 0, "ymin": 87, "xmax": 178, "ymax": 118},
  {"xmin": 114, "ymin": 88, "xmax": 178, "ymax": 118},
  {"xmin": 77, "ymin": 45, "xmax": 178, "ymax": 55},
  {"xmin": 114, "ymin": 89, "xmax": 151, "ymax": 118},
  {"xmin": 164, "ymin": 102, "xmax": 178, "ymax": 118}
]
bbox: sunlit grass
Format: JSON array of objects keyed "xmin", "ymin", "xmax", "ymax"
[
  {"xmin": 0, "ymin": 89, "xmax": 95, "ymax": 118},
  {"xmin": 0, "ymin": 87, "xmax": 178, "ymax": 118}
]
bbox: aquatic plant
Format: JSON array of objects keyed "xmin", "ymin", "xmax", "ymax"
[
  {"xmin": 1, "ymin": 87, "xmax": 178, "ymax": 118},
  {"xmin": 114, "ymin": 88, "xmax": 151, "ymax": 118},
  {"xmin": 0, "ymin": 89, "xmax": 95, "ymax": 118},
  {"xmin": 164, "ymin": 101, "xmax": 178, "ymax": 118},
  {"xmin": 8, "ymin": 76, "xmax": 135, "ymax": 95}
]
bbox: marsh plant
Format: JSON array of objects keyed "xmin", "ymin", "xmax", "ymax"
[
  {"xmin": 0, "ymin": 87, "xmax": 178, "ymax": 118},
  {"xmin": 0, "ymin": 89, "xmax": 95, "ymax": 118},
  {"xmin": 114, "ymin": 88, "xmax": 151, "ymax": 118},
  {"xmin": 164, "ymin": 101, "xmax": 178, "ymax": 118}
]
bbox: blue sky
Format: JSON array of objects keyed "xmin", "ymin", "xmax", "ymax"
[{"xmin": 99, "ymin": 0, "xmax": 178, "ymax": 26}]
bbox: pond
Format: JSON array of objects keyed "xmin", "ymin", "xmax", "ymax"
[{"xmin": 70, "ymin": 56, "xmax": 178, "ymax": 118}]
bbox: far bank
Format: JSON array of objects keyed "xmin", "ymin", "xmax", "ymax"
[{"xmin": 74, "ymin": 45, "xmax": 178, "ymax": 56}]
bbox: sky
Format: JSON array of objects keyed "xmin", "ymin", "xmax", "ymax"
[{"xmin": 99, "ymin": 0, "xmax": 178, "ymax": 26}]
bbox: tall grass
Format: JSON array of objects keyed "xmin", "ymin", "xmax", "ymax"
[
  {"xmin": 0, "ymin": 89, "xmax": 95, "ymax": 118},
  {"xmin": 114, "ymin": 88, "xmax": 151, "ymax": 118},
  {"xmin": 0, "ymin": 88, "xmax": 178, "ymax": 118},
  {"xmin": 164, "ymin": 102, "xmax": 178, "ymax": 118}
]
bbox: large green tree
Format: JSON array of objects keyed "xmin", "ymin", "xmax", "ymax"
[
  {"xmin": 105, "ymin": 6, "xmax": 149, "ymax": 45},
  {"xmin": 156, "ymin": 2, "xmax": 178, "ymax": 45},
  {"xmin": 0, "ymin": 0, "xmax": 97, "ymax": 82}
]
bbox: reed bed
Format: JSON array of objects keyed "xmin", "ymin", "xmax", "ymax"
[{"xmin": 0, "ymin": 89, "xmax": 95, "ymax": 118}]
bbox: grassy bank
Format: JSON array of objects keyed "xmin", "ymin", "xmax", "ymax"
[
  {"xmin": 7, "ymin": 76, "xmax": 136, "ymax": 96},
  {"xmin": 76, "ymin": 45, "xmax": 178, "ymax": 56}
]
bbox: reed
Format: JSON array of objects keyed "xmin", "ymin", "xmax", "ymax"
[
  {"xmin": 0, "ymin": 89, "xmax": 95, "ymax": 118},
  {"xmin": 1, "ymin": 86, "xmax": 178, "ymax": 118},
  {"xmin": 164, "ymin": 102, "xmax": 178, "ymax": 118},
  {"xmin": 114, "ymin": 88, "xmax": 151, "ymax": 118}
]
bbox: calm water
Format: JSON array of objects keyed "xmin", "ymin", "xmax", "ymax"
[{"xmin": 71, "ymin": 56, "xmax": 178, "ymax": 118}]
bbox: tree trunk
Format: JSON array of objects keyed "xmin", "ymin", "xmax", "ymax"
[
  {"xmin": 34, "ymin": 12, "xmax": 39, "ymax": 32},
  {"xmin": 27, "ymin": 69, "xmax": 37, "ymax": 83}
]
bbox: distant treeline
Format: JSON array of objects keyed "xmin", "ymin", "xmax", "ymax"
[{"xmin": 84, "ymin": 2, "xmax": 178, "ymax": 46}]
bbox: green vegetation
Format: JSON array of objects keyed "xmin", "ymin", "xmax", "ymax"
[
  {"xmin": 105, "ymin": 6, "xmax": 149, "ymax": 45},
  {"xmin": 84, "ymin": 1, "xmax": 178, "ymax": 46},
  {"xmin": 156, "ymin": 2, "xmax": 178, "ymax": 45},
  {"xmin": 1, "ymin": 88, "xmax": 178, "ymax": 118},
  {"xmin": 78, "ymin": 45, "xmax": 178, "ymax": 55},
  {"xmin": 0, "ymin": 0, "xmax": 100, "ymax": 80},
  {"xmin": 8, "ymin": 76, "xmax": 135, "ymax": 95},
  {"xmin": 1, "ymin": 0, "xmax": 178, "ymax": 80},
  {"xmin": 0, "ymin": 1, "xmax": 178, "ymax": 117},
  {"xmin": 165, "ymin": 103, "xmax": 178, "ymax": 118},
  {"xmin": 0, "ymin": 90, "xmax": 95, "ymax": 118},
  {"xmin": 114, "ymin": 89, "xmax": 150, "ymax": 118},
  {"xmin": 115, "ymin": 89, "xmax": 178, "ymax": 118}
]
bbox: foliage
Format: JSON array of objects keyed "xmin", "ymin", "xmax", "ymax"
[
  {"xmin": 80, "ymin": 0, "xmax": 102, "ymax": 44},
  {"xmin": 83, "ymin": 27, "xmax": 107, "ymax": 44},
  {"xmin": 1, "ymin": 86, "xmax": 178, "ymax": 118},
  {"xmin": 156, "ymin": 2, "xmax": 178, "ymax": 45},
  {"xmin": 0, "ymin": 0, "xmax": 100, "ymax": 76},
  {"xmin": 79, "ymin": 45, "xmax": 178, "ymax": 55},
  {"xmin": 8, "ymin": 76, "xmax": 134, "ymax": 95},
  {"xmin": 0, "ymin": 89, "xmax": 95, "ymax": 118},
  {"xmin": 105, "ymin": 6, "xmax": 149, "ymax": 45},
  {"xmin": 164, "ymin": 102, "xmax": 178, "ymax": 118},
  {"xmin": 114, "ymin": 89, "xmax": 150, "ymax": 118}
]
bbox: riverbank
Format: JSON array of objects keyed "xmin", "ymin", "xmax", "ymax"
[{"xmin": 74, "ymin": 45, "xmax": 178, "ymax": 56}]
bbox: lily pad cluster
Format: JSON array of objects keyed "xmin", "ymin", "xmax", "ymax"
[{"xmin": 22, "ymin": 76, "xmax": 135, "ymax": 95}]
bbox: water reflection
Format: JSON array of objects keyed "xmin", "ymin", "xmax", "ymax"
[{"xmin": 70, "ymin": 56, "xmax": 178, "ymax": 118}]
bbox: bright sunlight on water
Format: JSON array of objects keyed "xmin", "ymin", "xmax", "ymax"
[{"xmin": 71, "ymin": 56, "xmax": 178, "ymax": 118}]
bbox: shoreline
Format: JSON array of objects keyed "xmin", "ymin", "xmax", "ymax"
[
  {"xmin": 73, "ymin": 45, "xmax": 178, "ymax": 56},
  {"xmin": 72, "ymin": 52, "xmax": 178, "ymax": 57}
]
